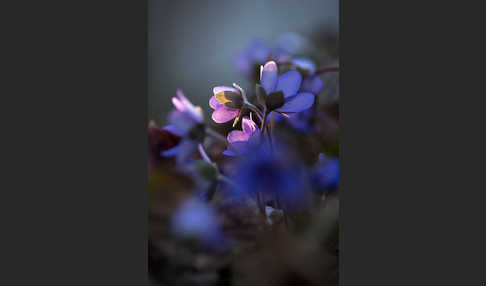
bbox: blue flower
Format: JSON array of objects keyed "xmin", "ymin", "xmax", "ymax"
[
  {"xmin": 162, "ymin": 89, "xmax": 204, "ymax": 163},
  {"xmin": 292, "ymin": 58, "xmax": 325, "ymax": 95},
  {"xmin": 230, "ymin": 144, "xmax": 310, "ymax": 210},
  {"xmin": 171, "ymin": 199, "xmax": 225, "ymax": 249},
  {"xmin": 234, "ymin": 38, "xmax": 291, "ymax": 79},
  {"xmin": 313, "ymin": 153, "xmax": 339, "ymax": 191},
  {"xmin": 260, "ymin": 61, "xmax": 315, "ymax": 114}
]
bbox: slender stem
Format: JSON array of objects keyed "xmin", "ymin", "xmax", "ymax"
[
  {"xmin": 257, "ymin": 191, "xmax": 266, "ymax": 219},
  {"xmin": 199, "ymin": 142, "xmax": 240, "ymax": 193},
  {"xmin": 233, "ymin": 82, "xmax": 264, "ymax": 124},
  {"xmin": 315, "ymin": 65, "xmax": 339, "ymax": 75},
  {"xmin": 198, "ymin": 143, "xmax": 212, "ymax": 164},
  {"xmin": 245, "ymin": 102, "xmax": 264, "ymax": 123},
  {"xmin": 233, "ymin": 83, "xmax": 248, "ymax": 102},
  {"xmin": 261, "ymin": 108, "xmax": 268, "ymax": 132}
]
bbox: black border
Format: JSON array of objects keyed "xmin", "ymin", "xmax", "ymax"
[{"xmin": 6, "ymin": 0, "xmax": 469, "ymax": 285}]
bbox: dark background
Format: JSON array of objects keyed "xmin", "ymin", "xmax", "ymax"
[{"xmin": 149, "ymin": 0, "xmax": 339, "ymax": 123}]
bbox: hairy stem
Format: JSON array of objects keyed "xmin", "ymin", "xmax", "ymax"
[
  {"xmin": 233, "ymin": 82, "xmax": 264, "ymax": 124},
  {"xmin": 198, "ymin": 143, "xmax": 212, "ymax": 164}
]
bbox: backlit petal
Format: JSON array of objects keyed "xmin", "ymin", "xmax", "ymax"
[
  {"xmin": 211, "ymin": 106, "xmax": 239, "ymax": 123},
  {"xmin": 260, "ymin": 61, "xmax": 278, "ymax": 94},
  {"xmin": 276, "ymin": 93, "xmax": 315, "ymax": 113},
  {"xmin": 276, "ymin": 70, "xmax": 302, "ymax": 98}
]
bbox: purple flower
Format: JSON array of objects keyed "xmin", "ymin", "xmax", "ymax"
[
  {"xmin": 234, "ymin": 38, "xmax": 291, "ymax": 80},
  {"xmin": 209, "ymin": 86, "xmax": 241, "ymax": 124},
  {"xmin": 229, "ymin": 143, "xmax": 311, "ymax": 210},
  {"xmin": 270, "ymin": 108, "xmax": 313, "ymax": 132},
  {"xmin": 162, "ymin": 89, "xmax": 204, "ymax": 163},
  {"xmin": 222, "ymin": 115, "xmax": 261, "ymax": 156},
  {"xmin": 171, "ymin": 199, "xmax": 225, "ymax": 249},
  {"xmin": 292, "ymin": 58, "xmax": 325, "ymax": 95},
  {"xmin": 313, "ymin": 153, "xmax": 339, "ymax": 191},
  {"xmin": 260, "ymin": 61, "xmax": 315, "ymax": 114}
]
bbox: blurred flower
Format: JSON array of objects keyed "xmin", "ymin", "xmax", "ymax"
[
  {"xmin": 222, "ymin": 114, "xmax": 261, "ymax": 156},
  {"xmin": 209, "ymin": 86, "xmax": 242, "ymax": 124},
  {"xmin": 230, "ymin": 143, "xmax": 310, "ymax": 210},
  {"xmin": 235, "ymin": 38, "xmax": 291, "ymax": 80},
  {"xmin": 313, "ymin": 153, "xmax": 339, "ymax": 191},
  {"xmin": 171, "ymin": 199, "xmax": 225, "ymax": 249},
  {"xmin": 162, "ymin": 89, "xmax": 204, "ymax": 163},
  {"xmin": 292, "ymin": 57, "xmax": 325, "ymax": 95},
  {"xmin": 260, "ymin": 61, "xmax": 315, "ymax": 114},
  {"xmin": 272, "ymin": 108, "xmax": 313, "ymax": 132},
  {"xmin": 276, "ymin": 32, "xmax": 313, "ymax": 56},
  {"xmin": 148, "ymin": 121, "xmax": 181, "ymax": 167}
]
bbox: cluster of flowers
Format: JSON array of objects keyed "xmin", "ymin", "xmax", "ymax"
[{"xmin": 149, "ymin": 36, "xmax": 339, "ymax": 247}]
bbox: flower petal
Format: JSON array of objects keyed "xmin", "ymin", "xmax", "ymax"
[
  {"xmin": 163, "ymin": 124, "xmax": 184, "ymax": 137},
  {"xmin": 168, "ymin": 110, "xmax": 195, "ymax": 135},
  {"xmin": 161, "ymin": 144, "xmax": 181, "ymax": 157},
  {"xmin": 300, "ymin": 75, "xmax": 324, "ymax": 95},
  {"xmin": 231, "ymin": 142, "xmax": 249, "ymax": 155},
  {"xmin": 222, "ymin": 149, "xmax": 237, "ymax": 156},
  {"xmin": 276, "ymin": 70, "xmax": 302, "ymax": 98},
  {"xmin": 172, "ymin": 97, "xmax": 186, "ymax": 112},
  {"xmin": 211, "ymin": 106, "xmax": 239, "ymax": 123},
  {"xmin": 227, "ymin": 130, "xmax": 250, "ymax": 143},
  {"xmin": 213, "ymin": 86, "xmax": 239, "ymax": 96},
  {"xmin": 241, "ymin": 116, "xmax": 258, "ymax": 134},
  {"xmin": 175, "ymin": 89, "xmax": 204, "ymax": 123},
  {"xmin": 209, "ymin": 96, "xmax": 222, "ymax": 110},
  {"xmin": 260, "ymin": 61, "xmax": 278, "ymax": 94},
  {"xmin": 175, "ymin": 140, "xmax": 198, "ymax": 164},
  {"xmin": 276, "ymin": 93, "xmax": 315, "ymax": 113},
  {"xmin": 292, "ymin": 58, "xmax": 316, "ymax": 74},
  {"xmin": 248, "ymin": 39, "xmax": 271, "ymax": 62}
]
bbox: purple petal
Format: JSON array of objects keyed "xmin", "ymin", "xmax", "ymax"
[
  {"xmin": 226, "ymin": 142, "xmax": 249, "ymax": 156},
  {"xmin": 241, "ymin": 117, "xmax": 258, "ymax": 134},
  {"xmin": 248, "ymin": 39, "xmax": 271, "ymax": 62},
  {"xmin": 222, "ymin": 149, "xmax": 236, "ymax": 156},
  {"xmin": 174, "ymin": 89, "xmax": 203, "ymax": 123},
  {"xmin": 213, "ymin": 86, "xmax": 239, "ymax": 95},
  {"xmin": 276, "ymin": 70, "xmax": 302, "ymax": 98},
  {"xmin": 172, "ymin": 97, "xmax": 186, "ymax": 112},
  {"xmin": 161, "ymin": 145, "xmax": 181, "ymax": 157},
  {"xmin": 168, "ymin": 110, "xmax": 194, "ymax": 135},
  {"xmin": 211, "ymin": 106, "xmax": 239, "ymax": 123},
  {"xmin": 300, "ymin": 75, "xmax": 324, "ymax": 95},
  {"xmin": 276, "ymin": 93, "xmax": 315, "ymax": 113},
  {"xmin": 260, "ymin": 61, "xmax": 278, "ymax": 94},
  {"xmin": 163, "ymin": 124, "xmax": 184, "ymax": 137},
  {"xmin": 227, "ymin": 130, "xmax": 250, "ymax": 143},
  {"xmin": 176, "ymin": 140, "xmax": 198, "ymax": 164},
  {"xmin": 209, "ymin": 96, "xmax": 222, "ymax": 110},
  {"xmin": 235, "ymin": 52, "xmax": 251, "ymax": 77}
]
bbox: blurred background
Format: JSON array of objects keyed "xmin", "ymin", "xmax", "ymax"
[{"xmin": 149, "ymin": 0, "xmax": 339, "ymax": 123}]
